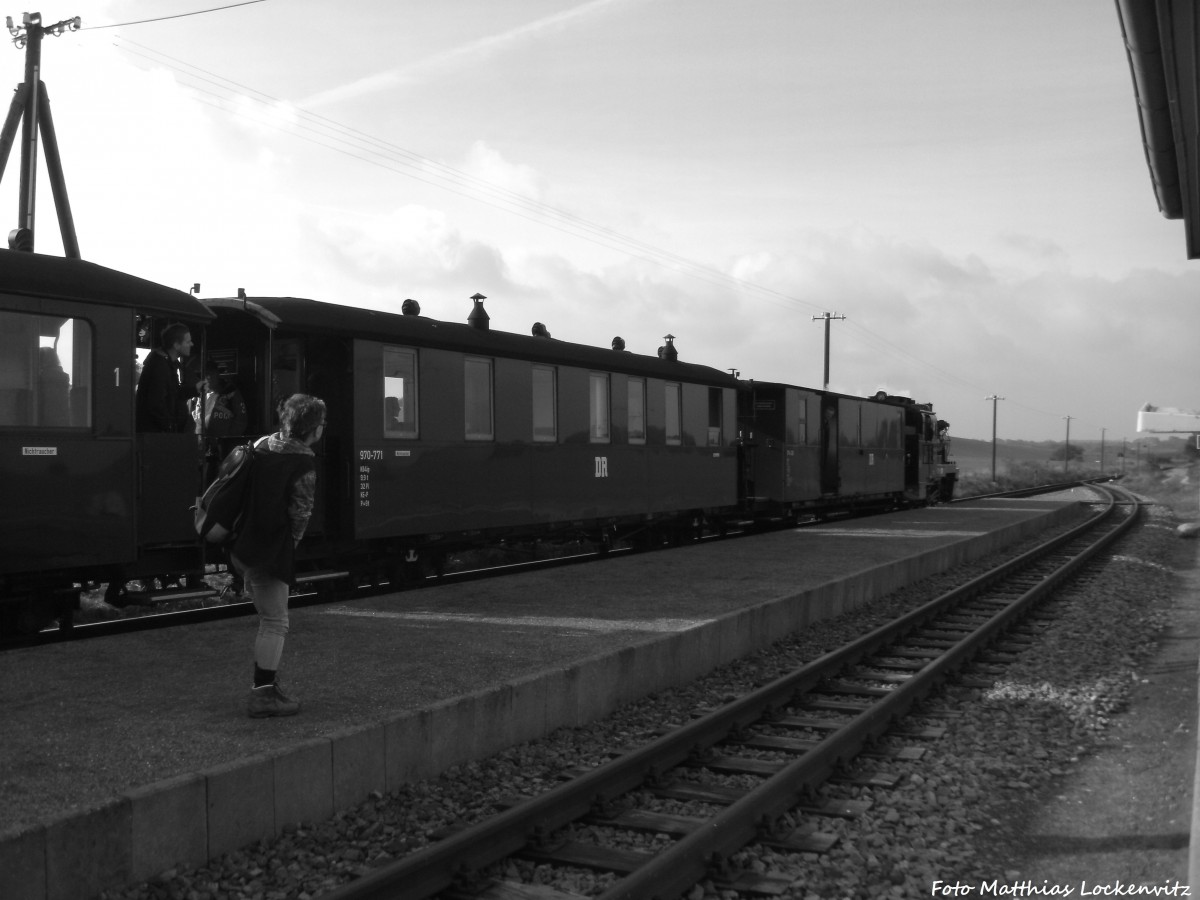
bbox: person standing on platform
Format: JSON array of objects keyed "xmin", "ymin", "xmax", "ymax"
[{"xmin": 232, "ymin": 393, "xmax": 325, "ymax": 718}]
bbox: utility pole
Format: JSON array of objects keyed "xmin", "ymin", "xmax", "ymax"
[
  {"xmin": 0, "ymin": 12, "xmax": 81, "ymax": 255},
  {"xmin": 1062, "ymin": 415, "xmax": 1073, "ymax": 476},
  {"xmin": 985, "ymin": 395, "xmax": 1004, "ymax": 482},
  {"xmin": 1100, "ymin": 428, "xmax": 1106, "ymax": 474},
  {"xmin": 811, "ymin": 312, "xmax": 845, "ymax": 390}
]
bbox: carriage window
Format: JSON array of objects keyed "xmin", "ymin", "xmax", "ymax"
[
  {"xmin": 707, "ymin": 387, "xmax": 722, "ymax": 446},
  {"xmin": 793, "ymin": 393, "xmax": 809, "ymax": 445},
  {"xmin": 383, "ymin": 346, "xmax": 418, "ymax": 438},
  {"xmin": 589, "ymin": 373, "xmax": 609, "ymax": 443},
  {"xmin": 627, "ymin": 377, "xmax": 645, "ymax": 444},
  {"xmin": 839, "ymin": 405, "xmax": 861, "ymax": 447},
  {"xmin": 0, "ymin": 312, "xmax": 92, "ymax": 428},
  {"xmin": 665, "ymin": 382, "xmax": 681, "ymax": 446},
  {"xmin": 464, "ymin": 357, "xmax": 493, "ymax": 440},
  {"xmin": 532, "ymin": 365, "xmax": 556, "ymax": 442}
]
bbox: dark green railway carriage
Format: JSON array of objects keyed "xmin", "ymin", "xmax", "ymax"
[
  {"xmin": 0, "ymin": 249, "xmax": 214, "ymax": 632},
  {"xmin": 736, "ymin": 381, "xmax": 955, "ymax": 519},
  {"xmin": 201, "ymin": 294, "xmax": 740, "ymax": 573}
]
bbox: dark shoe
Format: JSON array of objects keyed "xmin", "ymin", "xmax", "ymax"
[{"xmin": 247, "ymin": 683, "xmax": 300, "ymax": 718}]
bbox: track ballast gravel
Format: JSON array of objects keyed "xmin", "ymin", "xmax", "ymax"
[{"xmin": 98, "ymin": 499, "xmax": 1193, "ymax": 900}]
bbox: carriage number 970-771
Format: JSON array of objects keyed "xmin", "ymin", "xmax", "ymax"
[{"xmin": 359, "ymin": 449, "xmax": 383, "ymax": 461}]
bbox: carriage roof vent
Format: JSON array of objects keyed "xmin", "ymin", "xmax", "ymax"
[
  {"xmin": 402, "ymin": 298, "xmax": 421, "ymax": 316},
  {"xmin": 468, "ymin": 293, "xmax": 489, "ymax": 330},
  {"xmin": 659, "ymin": 334, "xmax": 678, "ymax": 361},
  {"xmin": 8, "ymin": 227, "xmax": 32, "ymax": 251}
]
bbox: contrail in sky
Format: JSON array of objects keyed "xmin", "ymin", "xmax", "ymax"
[{"xmin": 303, "ymin": 0, "xmax": 633, "ymax": 108}]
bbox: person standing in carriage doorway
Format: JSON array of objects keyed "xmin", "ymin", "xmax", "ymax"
[
  {"xmin": 136, "ymin": 322, "xmax": 193, "ymax": 432},
  {"xmin": 232, "ymin": 393, "xmax": 326, "ymax": 718},
  {"xmin": 191, "ymin": 362, "xmax": 249, "ymax": 482}
]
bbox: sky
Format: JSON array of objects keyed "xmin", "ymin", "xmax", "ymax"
[{"xmin": 1, "ymin": 0, "xmax": 1196, "ymax": 445}]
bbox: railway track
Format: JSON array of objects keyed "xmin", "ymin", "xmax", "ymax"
[
  {"xmin": 314, "ymin": 482, "xmax": 1140, "ymax": 900},
  {"xmin": 3, "ymin": 481, "xmax": 1099, "ymax": 649}
]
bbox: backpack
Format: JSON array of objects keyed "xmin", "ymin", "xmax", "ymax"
[{"xmin": 193, "ymin": 440, "xmax": 259, "ymax": 543}]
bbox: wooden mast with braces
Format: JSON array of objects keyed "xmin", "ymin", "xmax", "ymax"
[{"xmin": 0, "ymin": 11, "xmax": 81, "ymax": 256}]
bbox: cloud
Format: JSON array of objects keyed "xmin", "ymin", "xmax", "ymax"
[
  {"xmin": 461, "ymin": 141, "xmax": 547, "ymax": 203},
  {"xmin": 998, "ymin": 231, "xmax": 1069, "ymax": 265}
]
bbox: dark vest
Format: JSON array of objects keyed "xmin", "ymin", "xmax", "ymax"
[{"xmin": 232, "ymin": 447, "xmax": 315, "ymax": 583}]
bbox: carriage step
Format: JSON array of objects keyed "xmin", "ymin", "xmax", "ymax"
[
  {"xmin": 296, "ymin": 570, "xmax": 351, "ymax": 584},
  {"xmin": 121, "ymin": 586, "xmax": 219, "ymax": 606}
]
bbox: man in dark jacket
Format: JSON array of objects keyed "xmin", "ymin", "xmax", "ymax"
[
  {"xmin": 135, "ymin": 322, "xmax": 193, "ymax": 432},
  {"xmin": 233, "ymin": 393, "xmax": 325, "ymax": 718}
]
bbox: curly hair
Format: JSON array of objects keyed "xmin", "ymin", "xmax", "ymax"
[{"xmin": 279, "ymin": 393, "xmax": 326, "ymax": 441}]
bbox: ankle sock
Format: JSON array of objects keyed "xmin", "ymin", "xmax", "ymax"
[{"xmin": 253, "ymin": 665, "xmax": 276, "ymax": 688}]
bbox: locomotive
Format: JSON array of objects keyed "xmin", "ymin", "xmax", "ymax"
[{"xmin": 0, "ymin": 248, "xmax": 956, "ymax": 637}]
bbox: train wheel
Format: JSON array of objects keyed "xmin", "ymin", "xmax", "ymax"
[
  {"xmin": 104, "ymin": 579, "xmax": 129, "ymax": 607},
  {"xmin": 386, "ymin": 556, "xmax": 425, "ymax": 589}
]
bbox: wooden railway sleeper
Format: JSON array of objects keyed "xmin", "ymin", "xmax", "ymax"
[
  {"xmin": 883, "ymin": 645, "xmax": 943, "ymax": 659},
  {"xmin": 586, "ymin": 807, "xmax": 708, "ymax": 838},
  {"xmin": 845, "ymin": 667, "xmax": 913, "ymax": 684},
  {"xmin": 819, "ymin": 678, "xmax": 893, "ymax": 697},
  {"xmin": 863, "ymin": 656, "xmax": 927, "ymax": 671},
  {"xmin": 898, "ymin": 634, "xmax": 960, "ymax": 649},
  {"xmin": 519, "ymin": 840, "xmax": 652, "ymax": 875}
]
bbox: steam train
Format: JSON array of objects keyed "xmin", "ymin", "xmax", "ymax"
[{"xmin": 0, "ymin": 248, "xmax": 956, "ymax": 636}]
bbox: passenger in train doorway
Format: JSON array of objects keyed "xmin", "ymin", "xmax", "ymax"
[
  {"xmin": 232, "ymin": 393, "xmax": 325, "ymax": 719},
  {"xmin": 135, "ymin": 322, "xmax": 193, "ymax": 432},
  {"xmin": 191, "ymin": 362, "xmax": 248, "ymax": 481},
  {"xmin": 207, "ymin": 371, "xmax": 248, "ymax": 439}
]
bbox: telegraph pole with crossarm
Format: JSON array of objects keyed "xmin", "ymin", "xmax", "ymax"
[
  {"xmin": 812, "ymin": 312, "xmax": 845, "ymax": 390},
  {"xmin": 0, "ymin": 11, "xmax": 82, "ymax": 255}
]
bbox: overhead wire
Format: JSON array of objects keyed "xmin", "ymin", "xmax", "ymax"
[
  {"xmin": 111, "ymin": 36, "xmax": 833, "ymax": 316},
  {"xmin": 84, "ymin": 28, "xmax": 1077, "ymax": 431},
  {"xmin": 83, "ymin": 1, "xmax": 269, "ymax": 31}
]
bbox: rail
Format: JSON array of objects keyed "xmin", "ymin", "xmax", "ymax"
[{"xmin": 319, "ymin": 484, "xmax": 1140, "ymax": 900}]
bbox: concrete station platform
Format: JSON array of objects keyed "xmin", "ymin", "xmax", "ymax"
[{"xmin": 0, "ymin": 497, "xmax": 1086, "ymax": 900}]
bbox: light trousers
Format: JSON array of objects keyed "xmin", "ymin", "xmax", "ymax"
[{"xmin": 235, "ymin": 556, "xmax": 290, "ymax": 672}]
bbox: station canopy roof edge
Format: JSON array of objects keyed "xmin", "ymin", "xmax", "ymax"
[{"xmin": 1115, "ymin": 0, "xmax": 1200, "ymax": 259}]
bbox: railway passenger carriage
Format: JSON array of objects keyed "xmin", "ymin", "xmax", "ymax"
[
  {"xmin": 0, "ymin": 250, "xmax": 214, "ymax": 632},
  {"xmin": 0, "ymin": 247, "xmax": 955, "ymax": 637},
  {"xmin": 202, "ymin": 294, "xmax": 739, "ymax": 571},
  {"xmin": 737, "ymin": 382, "xmax": 956, "ymax": 519}
]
